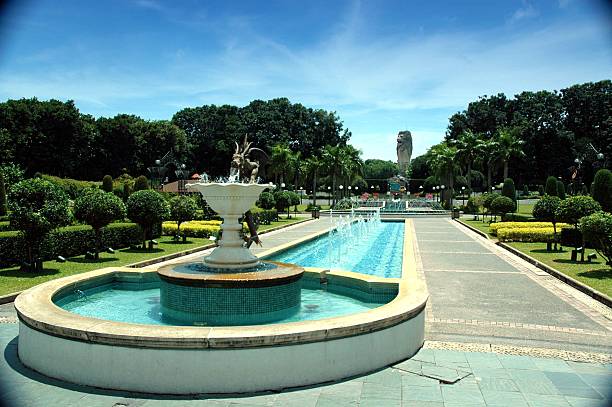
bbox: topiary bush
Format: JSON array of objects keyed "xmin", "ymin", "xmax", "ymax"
[
  {"xmin": 40, "ymin": 174, "xmax": 99, "ymax": 199},
  {"xmin": 127, "ymin": 190, "xmax": 170, "ymax": 249},
  {"xmin": 133, "ymin": 175, "xmax": 149, "ymax": 192},
  {"xmin": 522, "ymin": 184, "xmax": 529, "ymax": 196},
  {"xmin": 482, "ymin": 193, "xmax": 500, "ymax": 220},
  {"xmin": 538, "ymin": 185, "xmax": 544, "ymax": 196},
  {"xmin": 491, "ymin": 196, "xmax": 516, "ymax": 219},
  {"xmin": 273, "ymin": 190, "xmax": 292, "ymax": 218},
  {"xmin": 502, "ymin": 213, "xmax": 531, "ymax": 222},
  {"xmin": 250, "ymin": 207, "xmax": 278, "ymax": 225},
  {"xmin": 8, "ymin": 178, "xmax": 72, "ymax": 270},
  {"xmin": 580, "ymin": 211, "xmax": 612, "ymax": 266},
  {"xmin": 502, "ymin": 178, "xmax": 516, "ymax": 201},
  {"xmin": 592, "ymin": 169, "xmax": 612, "ymax": 213},
  {"xmin": 169, "ymin": 195, "xmax": 198, "ymax": 239},
  {"xmin": 545, "ymin": 176, "xmax": 558, "ymax": 196},
  {"xmin": 556, "ymin": 195, "xmax": 602, "ymax": 259},
  {"xmin": 257, "ymin": 191, "xmax": 276, "ymax": 210},
  {"xmin": 557, "ymin": 180, "xmax": 566, "ymax": 200},
  {"xmin": 464, "ymin": 196, "xmax": 482, "ymax": 214},
  {"xmin": 533, "ymin": 195, "xmax": 562, "ymax": 250},
  {"xmin": 0, "ymin": 172, "xmax": 7, "ymax": 216},
  {"xmin": 333, "ymin": 198, "xmax": 354, "ymax": 210},
  {"xmin": 74, "ymin": 188, "xmax": 126, "ymax": 258},
  {"xmin": 102, "ymin": 175, "xmax": 113, "ymax": 192}
]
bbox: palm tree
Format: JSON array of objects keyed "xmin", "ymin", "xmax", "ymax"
[
  {"xmin": 290, "ymin": 151, "xmax": 302, "ymax": 192},
  {"xmin": 452, "ymin": 130, "xmax": 482, "ymax": 194},
  {"xmin": 495, "ymin": 127, "xmax": 525, "ymax": 180},
  {"xmin": 269, "ymin": 144, "xmax": 292, "ymax": 185},
  {"xmin": 341, "ymin": 145, "xmax": 363, "ymax": 197},
  {"xmin": 475, "ymin": 137, "xmax": 500, "ymax": 189},
  {"xmin": 305, "ymin": 155, "xmax": 323, "ymax": 207},
  {"xmin": 427, "ymin": 142, "xmax": 459, "ymax": 208},
  {"xmin": 321, "ymin": 145, "xmax": 345, "ymax": 206}
]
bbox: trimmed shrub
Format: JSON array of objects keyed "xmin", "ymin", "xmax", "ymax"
[
  {"xmin": 273, "ymin": 190, "xmax": 292, "ymax": 216},
  {"xmin": 73, "ymin": 189, "xmax": 126, "ymax": 258},
  {"xmin": 162, "ymin": 220, "xmax": 247, "ymax": 239},
  {"xmin": 556, "ymin": 196, "xmax": 602, "ymax": 228},
  {"xmin": 0, "ymin": 163, "xmax": 25, "ymax": 190},
  {"xmin": 522, "ymin": 184, "xmax": 529, "ymax": 196},
  {"xmin": 497, "ymin": 227, "xmax": 558, "ymax": 243},
  {"xmin": 0, "ymin": 223, "xmax": 142, "ymax": 267},
  {"xmin": 127, "ymin": 190, "xmax": 170, "ymax": 248},
  {"xmin": 533, "ymin": 195, "xmax": 562, "ymax": 249},
  {"xmin": 0, "ymin": 221, "xmax": 12, "ymax": 231},
  {"xmin": 102, "ymin": 175, "xmax": 113, "ymax": 192},
  {"xmin": 8, "ymin": 178, "xmax": 71, "ymax": 269},
  {"xmin": 545, "ymin": 176, "xmax": 558, "ymax": 196},
  {"xmin": 592, "ymin": 169, "xmax": 612, "ymax": 213},
  {"xmin": 122, "ymin": 183, "xmax": 131, "ymax": 201},
  {"xmin": 482, "ymin": 193, "xmax": 500, "ymax": 212},
  {"xmin": 333, "ymin": 198, "xmax": 354, "ymax": 210},
  {"xmin": 40, "ymin": 174, "xmax": 99, "ymax": 199},
  {"xmin": 491, "ymin": 196, "xmax": 516, "ymax": 218},
  {"xmin": 0, "ymin": 172, "xmax": 7, "ymax": 216},
  {"xmin": 250, "ymin": 207, "xmax": 278, "ymax": 225},
  {"xmin": 560, "ymin": 227, "xmax": 583, "ymax": 248},
  {"xmin": 133, "ymin": 175, "xmax": 149, "ymax": 192},
  {"xmin": 580, "ymin": 211, "xmax": 612, "ymax": 266},
  {"xmin": 489, "ymin": 221, "xmax": 569, "ymax": 236},
  {"xmin": 538, "ymin": 185, "xmax": 545, "ymax": 196},
  {"xmin": 557, "ymin": 180, "xmax": 566, "ymax": 199},
  {"xmin": 169, "ymin": 195, "xmax": 198, "ymax": 238},
  {"xmin": 464, "ymin": 196, "xmax": 483, "ymax": 214},
  {"xmin": 502, "ymin": 178, "xmax": 516, "ymax": 201},
  {"xmin": 257, "ymin": 191, "xmax": 276, "ymax": 210}
]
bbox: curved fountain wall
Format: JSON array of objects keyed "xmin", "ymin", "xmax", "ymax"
[{"xmin": 15, "ymin": 220, "xmax": 427, "ymax": 394}]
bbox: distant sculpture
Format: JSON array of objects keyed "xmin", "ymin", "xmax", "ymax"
[
  {"xmin": 230, "ymin": 134, "xmax": 268, "ymax": 183},
  {"xmin": 396, "ymin": 131, "xmax": 413, "ymax": 176}
]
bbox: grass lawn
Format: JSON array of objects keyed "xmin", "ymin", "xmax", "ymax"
[
  {"xmin": 460, "ymin": 218, "xmax": 496, "ymax": 237},
  {"xmin": 258, "ymin": 217, "xmax": 307, "ymax": 231},
  {"xmin": 0, "ymin": 237, "xmax": 213, "ymax": 296},
  {"xmin": 506, "ymin": 242, "xmax": 612, "ymax": 297},
  {"xmin": 516, "ymin": 202, "xmax": 534, "ymax": 216}
]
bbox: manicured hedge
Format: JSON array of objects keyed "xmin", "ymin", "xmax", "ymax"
[
  {"xmin": 0, "ymin": 222, "xmax": 143, "ymax": 267},
  {"xmin": 502, "ymin": 213, "xmax": 532, "ymax": 222},
  {"xmin": 497, "ymin": 227, "xmax": 558, "ymax": 243},
  {"xmin": 250, "ymin": 208, "xmax": 278, "ymax": 225},
  {"xmin": 162, "ymin": 220, "xmax": 248, "ymax": 238},
  {"xmin": 489, "ymin": 222, "xmax": 569, "ymax": 236},
  {"xmin": 0, "ymin": 221, "xmax": 12, "ymax": 232}
]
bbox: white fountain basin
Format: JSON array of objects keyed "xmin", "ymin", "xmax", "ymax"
[{"xmin": 187, "ymin": 182, "xmax": 270, "ymax": 269}]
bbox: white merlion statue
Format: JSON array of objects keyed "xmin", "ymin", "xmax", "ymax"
[{"xmin": 397, "ymin": 130, "xmax": 413, "ymax": 176}]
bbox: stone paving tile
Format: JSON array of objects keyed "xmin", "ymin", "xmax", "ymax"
[
  {"xmin": 498, "ymin": 354, "xmax": 539, "ymax": 370},
  {"xmin": 472, "ymin": 367, "xmax": 512, "ymax": 380},
  {"xmin": 507, "ymin": 369, "xmax": 559, "ymax": 395},
  {"xmin": 440, "ymin": 384, "xmax": 485, "ymax": 404},
  {"xmin": 400, "ymin": 373, "xmax": 439, "ymax": 388},
  {"xmin": 465, "ymin": 352, "xmax": 504, "ymax": 369},
  {"xmin": 533, "ymin": 357, "xmax": 574, "ymax": 372},
  {"xmin": 564, "ymin": 395, "xmax": 611, "ymax": 407},
  {"xmin": 400, "ymin": 402, "xmax": 443, "ymax": 407},
  {"xmin": 477, "ymin": 377, "xmax": 520, "ymax": 392},
  {"xmin": 522, "ymin": 393, "xmax": 573, "ymax": 406},
  {"xmin": 480, "ymin": 389, "xmax": 529, "ymax": 407},
  {"xmin": 544, "ymin": 371, "xmax": 605, "ymax": 400},
  {"xmin": 403, "ymin": 385, "xmax": 443, "ymax": 402}
]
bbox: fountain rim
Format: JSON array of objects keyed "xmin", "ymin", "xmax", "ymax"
[{"xmin": 14, "ymin": 220, "xmax": 427, "ymax": 349}]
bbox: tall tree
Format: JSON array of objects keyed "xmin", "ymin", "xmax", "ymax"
[
  {"xmin": 452, "ymin": 130, "xmax": 482, "ymax": 193},
  {"xmin": 304, "ymin": 156, "xmax": 323, "ymax": 207},
  {"xmin": 427, "ymin": 142, "xmax": 458, "ymax": 208},
  {"xmin": 269, "ymin": 144, "xmax": 293, "ymax": 185},
  {"xmin": 495, "ymin": 127, "xmax": 525, "ymax": 180}
]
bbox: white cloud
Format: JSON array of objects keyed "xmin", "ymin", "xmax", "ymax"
[{"xmin": 509, "ymin": 2, "xmax": 539, "ymax": 23}]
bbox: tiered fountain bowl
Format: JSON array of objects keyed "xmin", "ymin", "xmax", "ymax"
[{"xmin": 157, "ymin": 182, "xmax": 304, "ymax": 325}]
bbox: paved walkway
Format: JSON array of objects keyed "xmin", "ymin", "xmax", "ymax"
[
  {"xmin": 415, "ymin": 219, "xmax": 612, "ymax": 355},
  {"xmin": 1, "ymin": 217, "xmax": 611, "ymax": 406}
]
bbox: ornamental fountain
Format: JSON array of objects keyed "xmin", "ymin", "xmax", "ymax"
[{"xmin": 156, "ymin": 135, "xmax": 304, "ymax": 325}]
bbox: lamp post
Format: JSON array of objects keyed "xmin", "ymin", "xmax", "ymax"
[
  {"xmin": 339, "ymin": 185, "xmax": 344, "ymax": 201},
  {"xmin": 327, "ymin": 186, "xmax": 331, "ymax": 206},
  {"xmin": 348, "ymin": 185, "xmax": 352, "ymax": 197},
  {"xmin": 441, "ymin": 185, "xmax": 446, "ymax": 206},
  {"xmin": 461, "ymin": 186, "xmax": 466, "ymax": 207}
]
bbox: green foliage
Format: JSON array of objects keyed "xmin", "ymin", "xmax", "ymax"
[
  {"xmin": 423, "ymin": 176, "xmax": 438, "ymax": 193},
  {"xmin": 557, "ymin": 180, "xmax": 566, "ymax": 199},
  {"xmin": 169, "ymin": 195, "xmax": 198, "ymax": 236},
  {"xmin": 497, "ymin": 227, "xmax": 558, "ymax": 243},
  {"xmin": 579, "ymin": 211, "xmax": 612, "ymax": 265},
  {"xmin": 287, "ymin": 191, "xmax": 301, "ymax": 207},
  {"xmin": 7, "ymin": 178, "xmax": 71, "ymax": 266},
  {"xmin": 545, "ymin": 176, "xmax": 558, "ymax": 196},
  {"xmin": 522, "ymin": 184, "xmax": 529, "ymax": 195},
  {"xmin": 464, "ymin": 196, "xmax": 482, "ymax": 214},
  {"xmin": 332, "ymin": 198, "xmax": 354, "ymax": 210},
  {"xmin": 482, "ymin": 193, "xmax": 500, "ymax": 211},
  {"xmin": 0, "ymin": 163, "xmax": 25, "ymax": 190},
  {"xmin": 533, "ymin": 195, "xmax": 562, "ymax": 223},
  {"xmin": 249, "ymin": 207, "xmax": 278, "ymax": 225},
  {"xmin": 592, "ymin": 169, "xmax": 612, "ymax": 213},
  {"xmin": 0, "ymin": 223, "xmax": 142, "ymax": 267},
  {"xmin": 363, "ymin": 159, "xmax": 398, "ymax": 180},
  {"xmin": 560, "ymin": 227, "xmax": 583, "ymax": 247},
  {"xmin": 133, "ymin": 175, "xmax": 149, "ymax": 191},
  {"xmin": 102, "ymin": 175, "xmax": 113, "ymax": 192},
  {"xmin": 491, "ymin": 196, "xmax": 516, "ymax": 216},
  {"xmin": 0, "ymin": 172, "xmax": 7, "ymax": 216},
  {"xmin": 273, "ymin": 190, "xmax": 292, "ymax": 214},
  {"xmin": 122, "ymin": 183, "xmax": 131, "ymax": 201},
  {"xmin": 257, "ymin": 191, "xmax": 276, "ymax": 210},
  {"xmin": 127, "ymin": 190, "xmax": 170, "ymax": 247},
  {"xmin": 538, "ymin": 185, "xmax": 545, "ymax": 196},
  {"xmin": 502, "ymin": 178, "xmax": 516, "ymax": 201},
  {"xmin": 556, "ymin": 195, "xmax": 602, "ymax": 227},
  {"xmin": 40, "ymin": 174, "xmax": 99, "ymax": 199}
]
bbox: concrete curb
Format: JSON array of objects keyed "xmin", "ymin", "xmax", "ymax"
[
  {"xmin": 1, "ymin": 218, "xmax": 314, "ymax": 304},
  {"xmin": 497, "ymin": 241, "xmax": 612, "ymax": 309},
  {"xmin": 455, "ymin": 219, "xmax": 612, "ymax": 309}
]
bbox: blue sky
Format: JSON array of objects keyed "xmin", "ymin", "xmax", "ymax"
[{"xmin": 0, "ymin": 0, "xmax": 610, "ymax": 160}]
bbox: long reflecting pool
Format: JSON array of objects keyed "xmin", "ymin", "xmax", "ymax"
[{"xmin": 270, "ymin": 220, "xmax": 404, "ymax": 278}]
